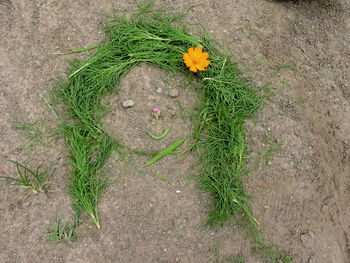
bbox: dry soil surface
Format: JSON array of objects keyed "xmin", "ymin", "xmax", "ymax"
[{"xmin": 1, "ymin": 0, "xmax": 350, "ymax": 263}]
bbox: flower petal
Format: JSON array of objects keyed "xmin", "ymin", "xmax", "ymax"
[
  {"xmin": 196, "ymin": 64, "xmax": 205, "ymax": 71},
  {"xmin": 200, "ymin": 52, "xmax": 209, "ymax": 60},
  {"xmin": 198, "ymin": 59, "xmax": 210, "ymax": 67},
  {"xmin": 188, "ymin": 48, "xmax": 194, "ymax": 56},
  {"xmin": 194, "ymin": 46, "xmax": 202, "ymax": 55},
  {"xmin": 185, "ymin": 60, "xmax": 193, "ymax": 67},
  {"xmin": 189, "ymin": 65, "xmax": 197, "ymax": 72},
  {"xmin": 184, "ymin": 54, "xmax": 192, "ymax": 66}
]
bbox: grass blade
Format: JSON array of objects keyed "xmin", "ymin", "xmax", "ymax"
[
  {"xmin": 0, "ymin": 176, "xmax": 26, "ymax": 183},
  {"xmin": 152, "ymin": 173, "xmax": 172, "ymax": 181},
  {"xmin": 51, "ymin": 45, "xmax": 98, "ymax": 55},
  {"xmin": 131, "ymin": 149, "xmax": 183, "ymax": 155},
  {"xmin": 142, "ymin": 136, "xmax": 188, "ymax": 168},
  {"xmin": 146, "ymin": 126, "xmax": 172, "ymax": 140}
]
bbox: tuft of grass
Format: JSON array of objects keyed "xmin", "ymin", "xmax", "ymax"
[
  {"xmin": 208, "ymin": 241, "xmax": 246, "ymax": 263},
  {"xmin": 193, "ymin": 41, "xmax": 265, "ymax": 228},
  {"xmin": 254, "ymin": 133, "xmax": 282, "ymax": 169},
  {"xmin": 223, "ymin": 256, "xmax": 246, "ymax": 263},
  {"xmin": 12, "ymin": 120, "xmax": 52, "ymax": 151},
  {"xmin": 164, "ymin": 219, "xmax": 183, "ymax": 239},
  {"xmin": 0, "ymin": 160, "xmax": 54, "ymax": 194},
  {"xmin": 262, "ymin": 133, "xmax": 282, "ymax": 165},
  {"xmin": 46, "ymin": 217, "xmax": 76, "ymax": 245},
  {"xmin": 252, "ymin": 244, "xmax": 296, "ymax": 263}
]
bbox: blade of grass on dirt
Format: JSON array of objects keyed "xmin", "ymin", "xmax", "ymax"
[{"xmin": 142, "ymin": 136, "xmax": 188, "ymax": 167}]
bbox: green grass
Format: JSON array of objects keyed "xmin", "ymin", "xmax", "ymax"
[
  {"xmin": 51, "ymin": 1, "xmax": 264, "ymax": 235},
  {"xmin": 208, "ymin": 241, "xmax": 246, "ymax": 263},
  {"xmin": 12, "ymin": 120, "xmax": 51, "ymax": 151},
  {"xmin": 254, "ymin": 133, "xmax": 282, "ymax": 169},
  {"xmin": 0, "ymin": 160, "xmax": 54, "ymax": 194},
  {"xmin": 252, "ymin": 244, "xmax": 296, "ymax": 263},
  {"xmin": 275, "ymin": 63, "xmax": 300, "ymax": 74},
  {"xmin": 51, "ymin": 45, "xmax": 98, "ymax": 55},
  {"xmin": 143, "ymin": 136, "xmax": 188, "ymax": 167},
  {"xmin": 151, "ymin": 173, "xmax": 172, "ymax": 181},
  {"xmin": 146, "ymin": 126, "xmax": 172, "ymax": 139},
  {"xmin": 46, "ymin": 217, "xmax": 76, "ymax": 245}
]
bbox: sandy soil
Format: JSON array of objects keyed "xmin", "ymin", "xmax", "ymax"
[{"xmin": 0, "ymin": 0, "xmax": 349, "ymax": 262}]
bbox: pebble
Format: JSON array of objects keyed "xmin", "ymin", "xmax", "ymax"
[
  {"xmin": 169, "ymin": 89, "xmax": 180, "ymax": 98},
  {"xmin": 300, "ymin": 231, "xmax": 315, "ymax": 246},
  {"xmin": 156, "ymin": 87, "xmax": 162, "ymax": 93},
  {"xmin": 122, "ymin": 99, "xmax": 135, "ymax": 108},
  {"xmin": 176, "ymin": 190, "xmax": 181, "ymax": 193},
  {"xmin": 23, "ymin": 201, "xmax": 31, "ymax": 207},
  {"xmin": 321, "ymin": 204, "xmax": 329, "ymax": 213}
]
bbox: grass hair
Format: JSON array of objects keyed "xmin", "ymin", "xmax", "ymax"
[{"xmin": 51, "ymin": 2, "xmax": 264, "ymax": 234}]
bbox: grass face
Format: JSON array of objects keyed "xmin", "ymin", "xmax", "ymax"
[{"xmin": 51, "ymin": 2, "xmax": 264, "ymax": 236}]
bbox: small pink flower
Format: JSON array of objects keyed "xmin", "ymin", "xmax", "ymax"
[{"xmin": 151, "ymin": 107, "xmax": 161, "ymax": 119}]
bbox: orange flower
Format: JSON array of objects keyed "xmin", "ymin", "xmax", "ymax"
[{"xmin": 183, "ymin": 47, "xmax": 210, "ymax": 72}]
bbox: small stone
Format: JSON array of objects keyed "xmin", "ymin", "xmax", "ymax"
[
  {"xmin": 309, "ymin": 231, "xmax": 315, "ymax": 238},
  {"xmin": 307, "ymin": 255, "xmax": 315, "ymax": 263},
  {"xmin": 300, "ymin": 231, "xmax": 315, "ymax": 246},
  {"xmin": 156, "ymin": 87, "xmax": 162, "ymax": 93},
  {"xmin": 176, "ymin": 190, "xmax": 181, "ymax": 193},
  {"xmin": 300, "ymin": 233, "xmax": 309, "ymax": 244},
  {"xmin": 321, "ymin": 205, "xmax": 329, "ymax": 213},
  {"xmin": 169, "ymin": 89, "xmax": 179, "ymax": 98},
  {"xmin": 23, "ymin": 201, "xmax": 31, "ymax": 207},
  {"xmin": 122, "ymin": 99, "xmax": 135, "ymax": 108}
]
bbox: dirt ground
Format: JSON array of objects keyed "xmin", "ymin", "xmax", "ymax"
[{"xmin": 1, "ymin": 0, "xmax": 350, "ymax": 262}]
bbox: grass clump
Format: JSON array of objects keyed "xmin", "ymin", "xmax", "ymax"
[
  {"xmin": 12, "ymin": 120, "xmax": 52, "ymax": 151},
  {"xmin": 208, "ymin": 241, "xmax": 246, "ymax": 263},
  {"xmin": 193, "ymin": 41, "xmax": 264, "ymax": 228},
  {"xmin": 253, "ymin": 133, "xmax": 282, "ymax": 169},
  {"xmin": 51, "ymin": 2, "xmax": 264, "ymax": 234},
  {"xmin": 252, "ymin": 244, "xmax": 296, "ymax": 263},
  {"xmin": 46, "ymin": 217, "xmax": 76, "ymax": 245},
  {"xmin": 0, "ymin": 160, "xmax": 53, "ymax": 194}
]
